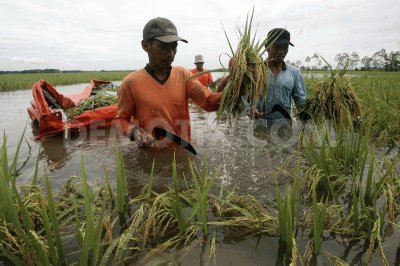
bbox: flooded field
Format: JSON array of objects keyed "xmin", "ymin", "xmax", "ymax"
[{"xmin": 0, "ymin": 80, "xmax": 399, "ymax": 265}]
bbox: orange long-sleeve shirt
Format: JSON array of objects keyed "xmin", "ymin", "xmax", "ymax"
[
  {"xmin": 190, "ymin": 69, "xmax": 213, "ymax": 87},
  {"xmin": 116, "ymin": 66, "xmax": 221, "ymax": 142}
]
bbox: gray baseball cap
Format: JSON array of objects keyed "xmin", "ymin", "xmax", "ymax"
[{"xmin": 143, "ymin": 17, "xmax": 188, "ymax": 43}]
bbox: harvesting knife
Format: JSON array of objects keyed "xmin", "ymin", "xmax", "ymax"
[{"xmin": 153, "ymin": 127, "xmax": 197, "ymax": 155}]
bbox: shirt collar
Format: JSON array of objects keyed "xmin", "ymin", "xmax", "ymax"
[
  {"xmin": 264, "ymin": 60, "xmax": 287, "ymax": 71},
  {"xmin": 145, "ymin": 64, "xmax": 172, "ymax": 84},
  {"xmin": 282, "ymin": 61, "xmax": 287, "ymax": 71}
]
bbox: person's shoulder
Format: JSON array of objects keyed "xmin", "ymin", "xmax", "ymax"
[
  {"xmin": 173, "ymin": 66, "xmax": 193, "ymax": 76},
  {"xmin": 122, "ymin": 68, "xmax": 145, "ymax": 81},
  {"xmin": 286, "ymin": 64, "xmax": 303, "ymax": 75},
  {"xmin": 286, "ymin": 63, "xmax": 300, "ymax": 71}
]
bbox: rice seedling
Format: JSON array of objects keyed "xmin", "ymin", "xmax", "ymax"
[
  {"xmin": 217, "ymin": 8, "xmax": 268, "ymax": 119},
  {"xmin": 303, "ymin": 59, "xmax": 362, "ymax": 131}
]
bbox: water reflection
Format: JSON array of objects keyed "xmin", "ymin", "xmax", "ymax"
[{"xmin": 40, "ymin": 136, "xmax": 70, "ymax": 171}]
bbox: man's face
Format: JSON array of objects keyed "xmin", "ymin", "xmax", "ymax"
[
  {"xmin": 195, "ymin": 62, "xmax": 204, "ymax": 71},
  {"xmin": 267, "ymin": 43, "xmax": 289, "ymax": 63},
  {"xmin": 142, "ymin": 39, "xmax": 177, "ymax": 69}
]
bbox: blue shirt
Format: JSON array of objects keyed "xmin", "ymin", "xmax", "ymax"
[{"xmin": 257, "ymin": 63, "xmax": 307, "ymax": 116}]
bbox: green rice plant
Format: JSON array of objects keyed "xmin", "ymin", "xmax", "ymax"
[
  {"xmin": 10, "ymin": 123, "xmax": 27, "ymax": 183},
  {"xmin": 311, "ymin": 184, "xmax": 327, "ymax": 256},
  {"xmin": 171, "ymin": 155, "xmax": 187, "ymax": 234},
  {"xmin": 0, "ymin": 134, "xmax": 52, "ymax": 264},
  {"xmin": 351, "ymin": 72, "xmax": 400, "ymax": 146},
  {"xmin": 31, "ymin": 146, "xmax": 41, "ymax": 186},
  {"xmin": 217, "ymin": 8, "xmax": 268, "ymax": 119},
  {"xmin": 116, "ymin": 146, "xmax": 128, "ymax": 218},
  {"xmin": 302, "ymin": 133, "xmax": 341, "ymax": 205},
  {"xmin": 275, "ymin": 179, "xmax": 299, "ymax": 254},
  {"xmin": 40, "ymin": 167, "xmax": 66, "ymax": 265},
  {"xmin": 187, "ymin": 159, "xmax": 218, "ymax": 235},
  {"xmin": 0, "ymin": 71, "xmax": 130, "ymax": 92},
  {"xmin": 78, "ymin": 155, "xmax": 107, "ymax": 266},
  {"xmin": 303, "ymin": 59, "xmax": 362, "ymax": 131}
]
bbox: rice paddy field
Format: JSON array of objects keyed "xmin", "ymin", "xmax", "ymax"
[
  {"xmin": 0, "ymin": 70, "xmax": 399, "ymax": 265},
  {"xmin": 0, "ymin": 71, "xmax": 131, "ymax": 92}
]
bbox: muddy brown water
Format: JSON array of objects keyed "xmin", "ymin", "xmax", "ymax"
[{"xmin": 0, "ymin": 83, "xmax": 399, "ymax": 265}]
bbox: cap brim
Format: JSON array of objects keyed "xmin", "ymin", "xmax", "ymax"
[
  {"xmin": 275, "ymin": 39, "xmax": 294, "ymax": 47},
  {"xmin": 194, "ymin": 61, "xmax": 204, "ymax": 63},
  {"xmin": 154, "ymin": 35, "xmax": 188, "ymax": 43}
]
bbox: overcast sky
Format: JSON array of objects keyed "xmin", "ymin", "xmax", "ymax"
[{"xmin": 1, "ymin": 0, "xmax": 399, "ymax": 71}]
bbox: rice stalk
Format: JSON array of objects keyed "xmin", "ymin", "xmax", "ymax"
[
  {"xmin": 209, "ymin": 232, "xmax": 217, "ymax": 262},
  {"xmin": 366, "ymin": 216, "xmax": 388, "ymax": 265},
  {"xmin": 116, "ymin": 146, "xmax": 128, "ymax": 218},
  {"xmin": 188, "ymin": 159, "xmax": 218, "ymax": 235},
  {"xmin": 10, "ymin": 123, "xmax": 27, "ymax": 183},
  {"xmin": 303, "ymin": 58, "xmax": 362, "ymax": 131},
  {"xmin": 326, "ymin": 252, "xmax": 349, "ymax": 266},
  {"xmin": 65, "ymin": 87, "xmax": 119, "ymax": 118},
  {"xmin": 311, "ymin": 184, "xmax": 327, "ymax": 256},
  {"xmin": 276, "ymin": 176, "xmax": 300, "ymax": 254},
  {"xmin": 217, "ymin": 8, "xmax": 268, "ymax": 119},
  {"xmin": 171, "ymin": 155, "xmax": 187, "ymax": 234},
  {"xmin": 43, "ymin": 167, "xmax": 65, "ymax": 264},
  {"xmin": 212, "ymin": 192, "xmax": 278, "ymax": 236}
]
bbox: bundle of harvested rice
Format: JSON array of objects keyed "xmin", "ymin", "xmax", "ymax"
[
  {"xmin": 65, "ymin": 89, "xmax": 118, "ymax": 118},
  {"xmin": 216, "ymin": 9, "xmax": 269, "ymax": 120},
  {"xmin": 303, "ymin": 61, "xmax": 362, "ymax": 130}
]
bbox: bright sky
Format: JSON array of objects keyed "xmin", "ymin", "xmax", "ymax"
[{"xmin": 1, "ymin": 0, "xmax": 399, "ymax": 71}]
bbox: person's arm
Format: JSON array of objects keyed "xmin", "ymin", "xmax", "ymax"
[
  {"xmin": 216, "ymin": 75, "xmax": 231, "ymax": 92},
  {"xmin": 292, "ymin": 70, "xmax": 307, "ymax": 109},
  {"xmin": 187, "ymin": 76, "xmax": 222, "ymax": 111},
  {"xmin": 291, "ymin": 70, "xmax": 310, "ymax": 122},
  {"xmin": 115, "ymin": 80, "xmax": 155, "ymax": 148}
]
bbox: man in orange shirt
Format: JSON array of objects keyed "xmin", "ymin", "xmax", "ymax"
[
  {"xmin": 116, "ymin": 17, "xmax": 222, "ymax": 149},
  {"xmin": 190, "ymin": 55, "xmax": 213, "ymax": 87}
]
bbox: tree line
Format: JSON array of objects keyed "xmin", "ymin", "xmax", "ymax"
[{"xmin": 287, "ymin": 49, "xmax": 400, "ymax": 71}]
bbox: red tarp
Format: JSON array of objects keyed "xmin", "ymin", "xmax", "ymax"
[{"xmin": 27, "ymin": 79, "xmax": 117, "ymax": 140}]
